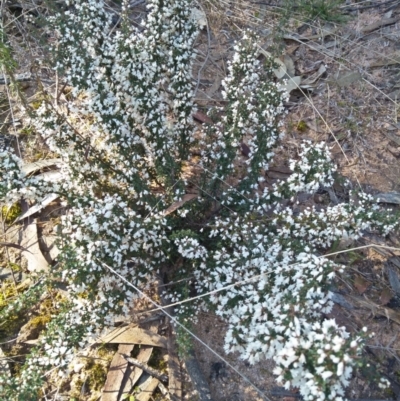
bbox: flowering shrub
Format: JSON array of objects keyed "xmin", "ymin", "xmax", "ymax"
[{"xmin": 0, "ymin": 0, "xmax": 398, "ymax": 399}]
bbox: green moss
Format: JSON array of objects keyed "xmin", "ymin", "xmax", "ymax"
[
  {"xmin": 296, "ymin": 120, "xmax": 308, "ymax": 132},
  {"xmin": 97, "ymin": 343, "xmax": 117, "ymax": 358},
  {"xmin": 1, "ymin": 203, "xmax": 22, "ymax": 224},
  {"xmin": 28, "ymin": 314, "xmax": 51, "ymax": 330},
  {"xmin": 85, "ymin": 360, "xmax": 107, "ymax": 391},
  {"xmin": 0, "ymin": 280, "xmax": 17, "ymax": 309},
  {"xmin": 19, "ymin": 126, "xmax": 34, "ymax": 136},
  {"xmin": 0, "ymin": 313, "xmax": 21, "ymax": 342},
  {"xmin": 10, "ymin": 263, "xmax": 21, "ymax": 272}
]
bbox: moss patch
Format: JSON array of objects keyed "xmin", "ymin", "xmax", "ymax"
[{"xmin": 1, "ymin": 202, "xmax": 22, "ymax": 224}]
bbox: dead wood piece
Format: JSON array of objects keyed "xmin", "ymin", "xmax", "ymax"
[
  {"xmin": 369, "ymin": 55, "xmax": 400, "ymax": 68},
  {"xmin": 101, "ymin": 344, "xmax": 134, "ymax": 401},
  {"xmin": 98, "ymin": 325, "xmax": 167, "ymax": 348},
  {"xmin": 329, "ymin": 291, "xmax": 354, "ymax": 310},
  {"xmin": 157, "ymin": 381, "xmax": 171, "ymax": 400},
  {"xmin": 361, "ymin": 17, "xmax": 399, "ymax": 34},
  {"xmin": 119, "ymin": 322, "xmax": 158, "ymax": 400},
  {"xmin": 119, "ymin": 346, "xmax": 153, "ymax": 399},
  {"xmin": 121, "ymin": 354, "xmax": 168, "ymax": 383},
  {"xmin": 388, "ymin": 257, "xmax": 400, "ymax": 270},
  {"xmin": 384, "ymin": 131, "xmax": 400, "ymax": 147},
  {"xmin": 192, "ymin": 111, "xmax": 213, "ymax": 125},
  {"xmin": 0, "ymin": 73, "xmax": 31, "ymax": 84},
  {"xmin": 374, "ymin": 191, "xmax": 400, "ymax": 204},
  {"xmin": 136, "ymin": 376, "xmax": 160, "ymax": 401}
]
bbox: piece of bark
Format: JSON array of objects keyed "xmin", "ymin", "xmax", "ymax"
[
  {"xmin": 329, "ymin": 291, "xmax": 354, "ymax": 310},
  {"xmin": 121, "ymin": 355, "xmax": 168, "ymax": 383},
  {"xmin": 136, "ymin": 376, "xmax": 160, "ymax": 401},
  {"xmin": 101, "ymin": 344, "xmax": 134, "ymax": 401},
  {"xmin": 98, "ymin": 325, "xmax": 167, "ymax": 348},
  {"xmin": 19, "ymin": 219, "xmax": 49, "ymax": 273},
  {"xmin": 240, "ymin": 142, "xmax": 251, "ymax": 157}
]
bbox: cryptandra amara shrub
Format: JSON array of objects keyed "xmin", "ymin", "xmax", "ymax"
[{"xmin": 0, "ymin": 0, "xmax": 397, "ymax": 399}]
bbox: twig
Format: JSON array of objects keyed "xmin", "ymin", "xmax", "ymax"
[{"xmin": 0, "ymin": 242, "xmax": 33, "ymax": 253}]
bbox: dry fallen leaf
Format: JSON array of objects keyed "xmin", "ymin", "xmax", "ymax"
[
  {"xmin": 300, "ymin": 64, "xmax": 326, "ymax": 87},
  {"xmin": 281, "ymin": 76, "xmax": 302, "ymax": 94},
  {"xmin": 192, "ymin": 111, "xmax": 213, "ymax": 124},
  {"xmin": 354, "ymin": 275, "xmax": 370, "ymax": 295},
  {"xmin": 380, "ymin": 288, "xmax": 393, "ymax": 306},
  {"xmin": 258, "ymin": 48, "xmax": 287, "ymax": 79},
  {"xmin": 283, "ymin": 54, "xmax": 295, "ymax": 77}
]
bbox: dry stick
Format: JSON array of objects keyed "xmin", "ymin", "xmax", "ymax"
[
  {"xmin": 99, "ymin": 259, "xmax": 273, "ymax": 401},
  {"xmin": 120, "ymin": 354, "xmax": 168, "ymax": 383},
  {"xmin": 0, "ymin": 242, "xmax": 33, "ymax": 253}
]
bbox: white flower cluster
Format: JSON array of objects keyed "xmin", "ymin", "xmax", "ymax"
[
  {"xmin": 175, "ymin": 236, "xmax": 208, "ymax": 259},
  {"xmin": 267, "ymin": 141, "xmax": 336, "ymax": 202},
  {"xmin": 273, "ymin": 319, "xmax": 359, "ymax": 400},
  {"xmin": 202, "ymin": 31, "xmax": 288, "ymax": 194},
  {"xmin": 1, "ymin": 0, "xmax": 398, "ymax": 399}
]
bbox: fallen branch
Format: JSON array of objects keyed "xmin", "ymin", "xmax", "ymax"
[
  {"xmin": 120, "ymin": 354, "xmax": 168, "ymax": 383},
  {"xmin": 0, "ymin": 242, "xmax": 32, "ymax": 253}
]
